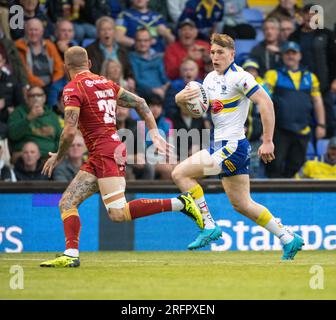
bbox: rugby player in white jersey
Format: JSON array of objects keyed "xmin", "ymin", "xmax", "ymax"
[{"xmin": 172, "ymin": 33, "xmax": 304, "ymax": 260}]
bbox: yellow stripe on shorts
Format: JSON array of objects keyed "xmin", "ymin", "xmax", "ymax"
[{"xmin": 224, "ymin": 160, "xmax": 236, "ymax": 172}]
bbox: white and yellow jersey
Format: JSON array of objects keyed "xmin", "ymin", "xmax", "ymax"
[{"xmin": 203, "ymin": 63, "xmax": 260, "ymax": 142}]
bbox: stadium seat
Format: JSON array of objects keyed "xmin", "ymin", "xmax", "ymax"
[
  {"xmin": 242, "ymin": 8, "xmax": 264, "ymax": 28},
  {"xmin": 306, "ymin": 141, "xmax": 316, "ymax": 160},
  {"xmin": 255, "ymin": 28, "xmax": 264, "ymax": 41},
  {"xmin": 82, "ymin": 38, "xmax": 95, "ymax": 47},
  {"xmin": 235, "ymin": 53, "xmax": 250, "ymax": 66},
  {"xmin": 234, "ymin": 39, "xmax": 258, "ymax": 57},
  {"xmin": 316, "ymin": 139, "xmax": 329, "ymax": 157}
]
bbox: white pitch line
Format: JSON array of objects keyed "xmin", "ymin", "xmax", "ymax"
[
  {"xmin": 0, "ymin": 258, "xmax": 167, "ymax": 263},
  {"xmin": 0, "ymin": 258, "xmax": 44, "ymax": 261}
]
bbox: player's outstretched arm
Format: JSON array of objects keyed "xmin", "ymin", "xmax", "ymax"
[
  {"xmin": 117, "ymin": 89, "xmax": 174, "ymax": 155},
  {"xmin": 117, "ymin": 89, "xmax": 155, "ymax": 128},
  {"xmin": 249, "ymin": 89, "xmax": 275, "ymax": 164},
  {"xmin": 42, "ymin": 107, "xmax": 80, "ymax": 177}
]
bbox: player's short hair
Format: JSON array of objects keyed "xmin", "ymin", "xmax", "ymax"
[
  {"xmin": 96, "ymin": 16, "xmax": 115, "ymax": 30},
  {"xmin": 64, "ymin": 46, "xmax": 89, "ymax": 69},
  {"xmin": 210, "ymin": 33, "xmax": 235, "ymax": 50}
]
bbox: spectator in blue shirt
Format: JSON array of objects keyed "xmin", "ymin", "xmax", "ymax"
[
  {"xmin": 115, "ymin": 0, "xmax": 175, "ymax": 52},
  {"xmin": 178, "ymin": 0, "xmax": 224, "ymax": 40},
  {"xmin": 107, "ymin": 0, "xmax": 123, "ymax": 19},
  {"xmin": 264, "ymin": 41, "xmax": 326, "ymax": 178},
  {"xmin": 129, "ymin": 28, "xmax": 169, "ymax": 99}
]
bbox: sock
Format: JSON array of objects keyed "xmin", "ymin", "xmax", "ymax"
[
  {"xmin": 128, "ymin": 198, "xmax": 173, "ymax": 220},
  {"xmin": 171, "ymin": 198, "xmax": 184, "ymax": 211},
  {"xmin": 188, "ymin": 184, "xmax": 216, "ymax": 229},
  {"xmin": 62, "ymin": 209, "xmax": 81, "ymax": 256},
  {"xmin": 256, "ymin": 208, "xmax": 294, "ymax": 244},
  {"xmin": 64, "ymin": 248, "xmax": 79, "ymax": 258}
]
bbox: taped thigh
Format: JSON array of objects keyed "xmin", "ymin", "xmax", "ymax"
[{"xmin": 102, "ymin": 190, "xmax": 127, "ymax": 210}]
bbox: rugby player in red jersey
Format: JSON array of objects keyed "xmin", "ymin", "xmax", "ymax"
[{"xmin": 40, "ymin": 46, "xmax": 203, "ymax": 268}]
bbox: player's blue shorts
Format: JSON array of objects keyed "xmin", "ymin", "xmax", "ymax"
[{"xmin": 209, "ymin": 138, "xmax": 251, "ymax": 178}]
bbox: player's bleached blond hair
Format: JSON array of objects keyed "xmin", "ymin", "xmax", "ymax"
[
  {"xmin": 64, "ymin": 46, "xmax": 89, "ymax": 70},
  {"xmin": 210, "ymin": 33, "xmax": 235, "ymax": 50}
]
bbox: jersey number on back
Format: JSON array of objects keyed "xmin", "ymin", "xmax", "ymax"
[{"xmin": 98, "ymin": 99, "xmax": 117, "ymax": 125}]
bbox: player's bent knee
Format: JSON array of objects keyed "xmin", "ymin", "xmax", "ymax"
[
  {"xmin": 230, "ymin": 198, "xmax": 249, "ymax": 214},
  {"xmin": 231, "ymin": 203, "xmax": 244, "ymax": 214},
  {"xmin": 107, "ymin": 208, "xmax": 126, "ymax": 222},
  {"xmin": 171, "ymin": 166, "xmax": 183, "ymax": 182},
  {"xmin": 102, "ymin": 190, "xmax": 130, "ymax": 222}
]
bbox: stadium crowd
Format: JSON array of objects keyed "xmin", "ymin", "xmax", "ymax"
[{"xmin": 0, "ymin": 0, "xmax": 335, "ymax": 182}]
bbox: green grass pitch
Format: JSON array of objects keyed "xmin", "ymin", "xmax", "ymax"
[{"xmin": 1, "ymin": 251, "xmax": 335, "ymax": 300}]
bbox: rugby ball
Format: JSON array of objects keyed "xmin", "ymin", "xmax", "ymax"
[{"xmin": 185, "ymin": 81, "xmax": 209, "ymax": 118}]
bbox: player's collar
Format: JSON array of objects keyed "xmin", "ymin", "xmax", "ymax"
[
  {"xmin": 216, "ymin": 62, "xmax": 236, "ymax": 77},
  {"xmin": 74, "ymin": 70, "xmax": 91, "ymax": 79},
  {"xmin": 223, "ymin": 62, "xmax": 236, "ymax": 75}
]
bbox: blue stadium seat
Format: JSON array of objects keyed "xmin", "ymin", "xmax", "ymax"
[
  {"xmin": 235, "ymin": 53, "xmax": 250, "ymax": 66},
  {"xmin": 255, "ymin": 28, "xmax": 264, "ymax": 41},
  {"xmin": 235, "ymin": 39, "xmax": 258, "ymax": 57},
  {"xmin": 242, "ymin": 8, "xmax": 264, "ymax": 28},
  {"xmin": 82, "ymin": 38, "xmax": 95, "ymax": 47},
  {"xmin": 316, "ymin": 139, "xmax": 329, "ymax": 157},
  {"xmin": 306, "ymin": 141, "xmax": 316, "ymax": 160}
]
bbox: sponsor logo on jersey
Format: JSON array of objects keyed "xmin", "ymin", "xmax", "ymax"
[
  {"xmin": 111, "ymin": 133, "xmax": 120, "ymax": 141},
  {"xmin": 85, "ymin": 78, "xmax": 108, "ymax": 87},
  {"xmin": 211, "ymin": 100, "xmax": 224, "ymax": 114}
]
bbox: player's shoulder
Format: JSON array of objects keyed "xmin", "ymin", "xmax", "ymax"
[
  {"xmin": 203, "ymin": 70, "xmax": 217, "ymax": 85},
  {"xmin": 228, "ymin": 69, "xmax": 257, "ymax": 91},
  {"xmin": 227, "ymin": 65, "xmax": 253, "ymax": 81},
  {"xmin": 63, "ymin": 80, "xmax": 79, "ymax": 94}
]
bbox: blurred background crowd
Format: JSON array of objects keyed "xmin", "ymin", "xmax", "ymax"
[{"xmin": 0, "ymin": 0, "xmax": 335, "ymax": 182}]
